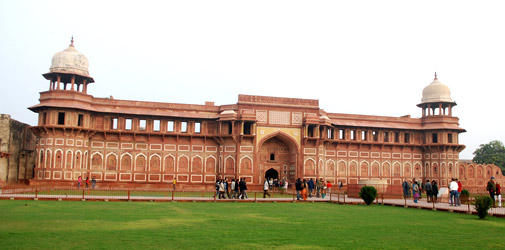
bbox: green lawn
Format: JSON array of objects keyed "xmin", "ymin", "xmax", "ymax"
[{"xmin": 0, "ymin": 200, "xmax": 504, "ymax": 249}]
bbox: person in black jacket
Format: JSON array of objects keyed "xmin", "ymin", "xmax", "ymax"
[{"xmin": 295, "ymin": 178, "xmax": 302, "ymax": 200}]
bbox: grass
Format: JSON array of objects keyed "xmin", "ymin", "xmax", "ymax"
[{"xmin": 0, "ymin": 200, "xmax": 504, "ymax": 250}]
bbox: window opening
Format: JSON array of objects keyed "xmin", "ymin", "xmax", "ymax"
[
  {"xmin": 404, "ymin": 133, "xmax": 410, "ymax": 143},
  {"xmin": 153, "ymin": 120, "xmax": 160, "ymax": 132},
  {"xmin": 394, "ymin": 132, "xmax": 400, "ymax": 143},
  {"xmin": 125, "ymin": 119, "xmax": 132, "ymax": 130},
  {"xmin": 243, "ymin": 122, "xmax": 252, "ymax": 135},
  {"xmin": 77, "ymin": 114, "xmax": 83, "ymax": 127},
  {"xmin": 195, "ymin": 122, "xmax": 201, "ymax": 133},
  {"xmin": 181, "ymin": 121, "xmax": 188, "ymax": 133},
  {"xmin": 432, "ymin": 133, "xmax": 438, "ymax": 143},
  {"xmin": 139, "ymin": 119, "xmax": 146, "ymax": 131},
  {"xmin": 58, "ymin": 112, "xmax": 65, "ymax": 125},
  {"xmin": 448, "ymin": 133, "xmax": 453, "ymax": 143},
  {"xmin": 111, "ymin": 118, "xmax": 118, "ymax": 130},
  {"xmin": 167, "ymin": 121, "xmax": 174, "ymax": 132}
]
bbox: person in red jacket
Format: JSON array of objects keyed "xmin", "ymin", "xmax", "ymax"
[
  {"xmin": 456, "ymin": 179, "xmax": 462, "ymax": 206},
  {"xmin": 496, "ymin": 182, "xmax": 502, "ymax": 208},
  {"xmin": 326, "ymin": 181, "xmax": 332, "ymax": 196}
]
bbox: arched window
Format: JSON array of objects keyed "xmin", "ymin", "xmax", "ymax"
[{"xmin": 270, "ymin": 153, "xmax": 275, "ymax": 161}]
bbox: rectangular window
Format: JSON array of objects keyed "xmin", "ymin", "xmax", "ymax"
[
  {"xmin": 139, "ymin": 119, "xmax": 146, "ymax": 131},
  {"xmin": 339, "ymin": 129, "xmax": 345, "ymax": 140},
  {"xmin": 432, "ymin": 133, "xmax": 438, "ymax": 143},
  {"xmin": 373, "ymin": 131, "xmax": 378, "ymax": 142},
  {"xmin": 308, "ymin": 125, "xmax": 315, "ymax": 137},
  {"xmin": 57, "ymin": 112, "xmax": 65, "ymax": 125},
  {"xmin": 125, "ymin": 119, "xmax": 132, "ymax": 130},
  {"xmin": 227, "ymin": 122, "xmax": 232, "ymax": 134},
  {"xmin": 448, "ymin": 133, "xmax": 453, "ymax": 143},
  {"xmin": 195, "ymin": 122, "xmax": 201, "ymax": 133},
  {"xmin": 153, "ymin": 120, "xmax": 160, "ymax": 132},
  {"xmin": 111, "ymin": 118, "xmax": 118, "ymax": 130},
  {"xmin": 77, "ymin": 114, "xmax": 84, "ymax": 127},
  {"xmin": 384, "ymin": 132, "xmax": 389, "ymax": 142},
  {"xmin": 351, "ymin": 130, "xmax": 356, "ymax": 140},
  {"xmin": 394, "ymin": 132, "xmax": 400, "ymax": 143},
  {"xmin": 361, "ymin": 130, "xmax": 367, "ymax": 141},
  {"xmin": 42, "ymin": 112, "xmax": 47, "ymax": 125},
  {"xmin": 404, "ymin": 133, "xmax": 410, "ymax": 143},
  {"xmin": 243, "ymin": 122, "xmax": 252, "ymax": 135},
  {"xmin": 181, "ymin": 121, "xmax": 187, "ymax": 133},
  {"xmin": 167, "ymin": 121, "xmax": 174, "ymax": 132}
]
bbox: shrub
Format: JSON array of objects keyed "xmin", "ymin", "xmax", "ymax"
[
  {"xmin": 474, "ymin": 195, "xmax": 493, "ymax": 219},
  {"xmin": 460, "ymin": 189, "xmax": 470, "ymax": 204},
  {"xmin": 359, "ymin": 186, "xmax": 377, "ymax": 205}
]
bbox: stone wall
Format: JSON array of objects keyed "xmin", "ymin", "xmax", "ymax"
[{"xmin": 0, "ymin": 114, "xmax": 37, "ymax": 185}]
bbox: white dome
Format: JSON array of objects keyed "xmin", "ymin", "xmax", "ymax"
[
  {"xmin": 49, "ymin": 39, "xmax": 90, "ymax": 77},
  {"xmin": 421, "ymin": 77, "xmax": 453, "ymax": 103}
]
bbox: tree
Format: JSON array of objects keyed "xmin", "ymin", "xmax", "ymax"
[{"xmin": 473, "ymin": 140, "xmax": 505, "ymax": 174}]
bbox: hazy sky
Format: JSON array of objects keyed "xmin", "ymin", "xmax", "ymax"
[{"xmin": 1, "ymin": 0, "xmax": 504, "ymax": 159}]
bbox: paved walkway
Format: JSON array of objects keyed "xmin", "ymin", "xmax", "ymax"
[{"xmin": 1, "ymin": 192, "xmax": 503, "ymax": 217}]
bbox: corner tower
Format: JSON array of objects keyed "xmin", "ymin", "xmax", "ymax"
[
  {"xmin": 42, "ymin": 37, "xmax": 94, "ymax": 93},
  {"xmin": 418, "ymin": 73, "xmax": 465, "ymax": 185}
]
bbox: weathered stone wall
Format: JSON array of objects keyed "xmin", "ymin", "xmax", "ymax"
[{"xmin": 0, "ymin": 114, "xmax": 37, "ymax": 185}]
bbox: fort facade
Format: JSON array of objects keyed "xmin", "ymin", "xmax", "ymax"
[{"xmin": 28, "ymin": 39, "xmax": 504, "ymax": 189}]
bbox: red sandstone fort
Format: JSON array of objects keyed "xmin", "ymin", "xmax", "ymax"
[{"xmin": 4, "ymin": 39, "xmax": 502, "ymax": 189}]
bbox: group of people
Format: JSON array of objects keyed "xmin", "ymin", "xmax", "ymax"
[
  {"xmin": 262, "ymin": 178, "xmax": 288, "ymax": 198},
  {"xmin": 486, "ymin": 177, "xmax": 502, "ymax": 207},
  {"xmin": 294, "ymin": 178, "xmax": 335, "ymax": 201},
  {"xmin": 215, "ymin": 178, "xmax": 249, "ymax": 199},
  {"xmin": 77, "ymin": 176, "xmax": 96, "ymax": 189},
  {"xmin": 402, "ymin": 179, "xmax": 440, "ymax": 204}
]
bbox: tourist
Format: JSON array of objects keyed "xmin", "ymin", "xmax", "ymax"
[
  {"xmin": 283, "ymin": 179, "xmax": 288, "ymax": 192},
  {"xmin": 417, "ymin": 180, "xmax": 423, "ymax": 200},
  {"xmin": 316, "ymin": 178, "xmax": 322, "ymax": 198},
  {"xmin": 234, "ymin": 179, "xmax": 240, "ymax": 199},
  {"xmin": 92, "ymin": 176, "xmax": 96, "ymax": 189},
  {"xmin": 496, "ymin": 181, "xmax": 502, "ymax": 208},
  {"xmin": 326, "ymin": 180, "xmax": 332, "ymax": 195},
  {"xmin": 269, "ymin": 178, "xmax": 273, "ymax": 190},
  {"xmin": 321, "ymin": 183, "xmax": 327, "ymax": 198},
  {"xmin": 338, "ymin": 181, "xmax": 343, "ymax": 190},
  {"xmin": 173, "ymin": 179, "xmax": 176, "ymax": 191},
  {"xmin": 456, "ymin": 179, "xmax": 462, "ymax": 206},
  {"xmin": 77, "ymin": 176, "xmax": 82, "ymax": 189},
  {"xmin": 486, "ymin": 177, "xmax": 496, "ymax": 205},
  {"xmin": 431, "ymin": 180, "xmax": 438, "ymax": 203},
  {"xmin": 424, "ymin": 179, "xmax": 432, "ymax": 202},
  {"xmin": 449, "ymin": 178, "xmax": 459, "ymax": 206},
  {"xmin": 402, "ymin": 180, "xmax": 409, "ymax": 198},
  {"xmin": 308, "ymin": 178, "xmax": 314, "ymax": 198},
  {"xmin": 302, "ymin": 179, "xmax": 308, "ymax": 201},
  {"xmin": 224, "ymin": 178, "xmax": 230, "ymax": 199},
  {"xmin": 412, "ymin": 181, "xmax": 419, "ymax": 203},
  {"xmin": 214, "ymin": 180, "xmax": 220, "ymax": 198},
  {"xmin": 295, "ymin": 178, "xmax": 302, "ymax": 200},
  {"xmin": 230, "ymin": 179, "xmax": 236, "ymax": 199},
  {"xmin": 263, "ymin": 178, "xmax": 271, "ymax": 198},
  {"xmin": 85, "ymin": 176, "xmax": 90, "ymax": 188},
  {"xmin": 408, "ymin": 181, "xmax": 412, "ymax": 198},
  {"xmin": 219, "ymin": 180, "xmax": 225, "ymax": 199},
  {"xmin": 243, "ymin": 178, "xmax": 248, "ymax": 199}
]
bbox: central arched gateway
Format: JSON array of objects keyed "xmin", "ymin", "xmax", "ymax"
[
  {"xmin": 257, "ymin": 131, "xmax": 299, "ymax": 184},
  {"xmin": 265, "ymin": 168, "xmax": 279, "ymax": 180}
]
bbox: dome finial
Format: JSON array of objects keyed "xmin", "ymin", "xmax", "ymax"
[
  {"xmin": 70, "ymin": 36, "xmax": 74, "ymax": 47},
  {"xmin": 434, "ymin": 72, "xmax": 437, "ymax": 80}
]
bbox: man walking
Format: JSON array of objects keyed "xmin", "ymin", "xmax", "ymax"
[
  {"xmin": 424, "ymin": 179, "xmax": 432, "ymax": 202},
  {"xmin": 486, "ymin": 177, "xmax": 496, "ymax": 206},
  {"xmin": 316, "ymin": 178, "xmax": 322, "ymax": 198},
  {"xmin": 263, "ymin": 178, "xmax": 271, "ymax": 198},
  {"xmin": 402, "ymin": 180, "xmax": 409, "ymax": 198}
]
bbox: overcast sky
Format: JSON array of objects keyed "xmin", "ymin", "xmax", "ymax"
[{"xmin": 1, "ymin": 0, "xmax": 504, "ymax": 159}]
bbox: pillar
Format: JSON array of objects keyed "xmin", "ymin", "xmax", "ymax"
[
  {"xmin": 71, "ymin": 75, "xmax": 75, "ymax": 91},
  {"xmin": 57, "ymin": 75, "xmax": 61, "ymax": 90}
]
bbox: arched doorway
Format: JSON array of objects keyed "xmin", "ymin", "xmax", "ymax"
[
  {"xmin": 265, "ymin": 168, "xmax": 279, "ymax": 180},
  {"xmin": 258, "ymin": 132, "xmax": 298, "ymax": 184}
]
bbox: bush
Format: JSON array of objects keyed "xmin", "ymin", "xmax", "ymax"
[
  {"xmin": 474, "ymin": 195, "xmax": 493, "ymax": 219},
  {"xmin": 460, "ymin": 189, "xmax": 470, "ymax": 204},
  {"xmin": 359, "ymin": 186, "xmax": 377, "ymax": 205}
]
